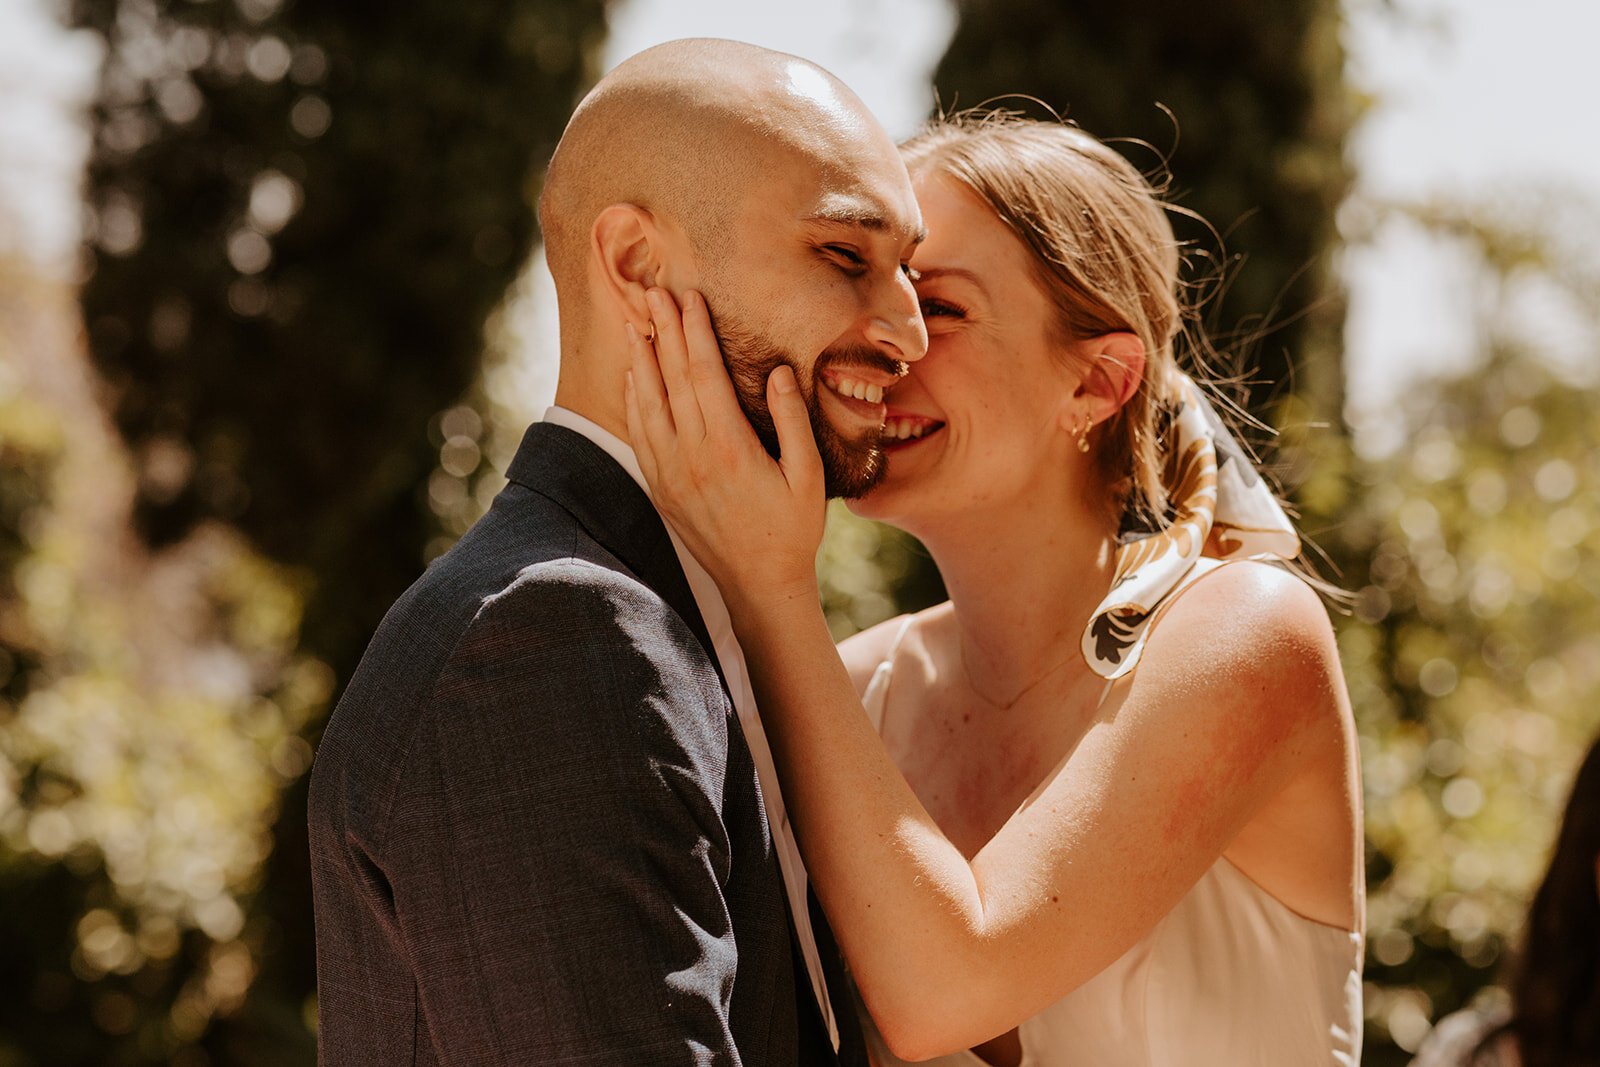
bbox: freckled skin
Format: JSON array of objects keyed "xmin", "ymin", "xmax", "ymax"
[{"xmin": 879, "ymin": 626, "xmax": 1116, "ymax": 861}]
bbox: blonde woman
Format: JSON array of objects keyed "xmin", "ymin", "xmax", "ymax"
[{"xmin": 626, "ymin": 114, "xmax": 1364, "ymax": 1065}]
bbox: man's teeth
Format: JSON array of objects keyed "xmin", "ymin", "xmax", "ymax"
[
  {"xmin": 883, "ymin": 417, "xmax": 939, "ymax": 441},
  {"xmin": 830, "ymin": 376, "xmax": 884, "ymax": 404}
]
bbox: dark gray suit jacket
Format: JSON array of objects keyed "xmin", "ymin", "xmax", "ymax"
[{"xmin": 309, "ymin": 422, "xmax": 863, "ymax": 1066}]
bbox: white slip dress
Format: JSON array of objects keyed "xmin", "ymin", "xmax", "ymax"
[{"xmin": 850, "ymin": 572, "xmax": 1365, "ymax": 1066}]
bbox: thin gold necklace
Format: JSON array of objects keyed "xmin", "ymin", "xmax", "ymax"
[{"xmin": 958, "ymin": 640, "xmax": 1084, "ymax": 712}]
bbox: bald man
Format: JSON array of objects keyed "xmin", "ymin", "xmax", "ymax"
[{"xmin": 309, "ymin": 39, "xmax": 925, "ymax": 1066}]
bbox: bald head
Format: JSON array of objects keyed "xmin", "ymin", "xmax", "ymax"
[{"xmin": 538, "ymin": 38, "xmax": 903, "ymax": 310}]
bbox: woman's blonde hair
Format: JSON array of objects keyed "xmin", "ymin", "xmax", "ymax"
[{"xmin": 900, "ymin": 109, "xmax": 1201, "ymax": 530}]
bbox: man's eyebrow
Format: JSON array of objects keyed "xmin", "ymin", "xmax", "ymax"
[{"xmin": 802, "ymin": 207, "xmax": 890, "ymax": 230}]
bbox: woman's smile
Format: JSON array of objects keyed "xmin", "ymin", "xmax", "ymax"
[{"xmin": 881, "ymin": 409, "xmax": 946, "ymax": 452}]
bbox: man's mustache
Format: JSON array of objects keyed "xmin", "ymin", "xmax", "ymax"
[{"xmin": 813, "ymin": 346, "xmax": 909, "ymax": 388}]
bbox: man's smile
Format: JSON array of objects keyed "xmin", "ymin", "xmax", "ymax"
[
  {"xmin": 817, "ymin": 366, "xmax": 900, "ymax": 423},
  {"xmin": 821, "ymin": 371, "xmax": 887, "ymax": 404}
]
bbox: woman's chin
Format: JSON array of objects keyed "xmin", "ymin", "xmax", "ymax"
[
  {"xmin": 845, "ymin": 468, "xmax": 918, "ymax": 527},
  {"xmin": 842, "ymin": 494, "xmax": 880, "ymax": 519},
  {"xmin": 853, "ymin": 425, "xmax": 947, "ymax": 515}
]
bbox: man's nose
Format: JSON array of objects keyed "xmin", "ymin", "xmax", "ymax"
[{"xmin": 864, "ymin": 270, "xmax": 928, "ymax": 364}]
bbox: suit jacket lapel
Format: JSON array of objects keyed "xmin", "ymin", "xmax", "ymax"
[
  {"xmin": 506, "ymin": 420, "xmax": 860, "ymax": 1065},
  {"xmin": 503, "ymin": 422, "xmax": 724, "ymax": 691}
]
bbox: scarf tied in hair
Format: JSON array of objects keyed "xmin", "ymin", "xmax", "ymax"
[{"xmin": 1081, "ymin": 374, "xmax": 1301, "ymax": 680}]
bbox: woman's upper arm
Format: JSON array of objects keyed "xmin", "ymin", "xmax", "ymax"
[{"xmin": 967, "ymin": 562, "xmax": 1344, "ymax": 1010}]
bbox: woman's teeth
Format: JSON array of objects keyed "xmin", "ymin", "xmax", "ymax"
[
  {"xmin": 882, "ymin": 417, "xmax": 941, "ymax": 441},
  {"xmin": 829, "ymin": 376, "xmax": 885, "ymax": 404}
]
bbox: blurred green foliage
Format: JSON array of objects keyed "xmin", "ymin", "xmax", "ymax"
[
  {"xmin": 818, "ymin": 502, "xmax": 947, "ymax": 641},
  {"xmin": 1, "ymin": 266, "xmax": 325, "ymax": 1065},
  {"xmin": 1337, "ymin": 195, "xmax": 1600, "ymax": 1062}
]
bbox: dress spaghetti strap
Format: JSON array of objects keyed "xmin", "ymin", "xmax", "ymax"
[{"xmin": 862, "ymin": 615, "xmax": 917, "ymax": 734}]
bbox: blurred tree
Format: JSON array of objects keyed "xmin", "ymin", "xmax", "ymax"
[
  {"xmin": 1, "ymin": 261, "xmax": 321, "ymax": 1066},
  {"xmin": 16, "ymin": 0, "xmax": 611, "ymax": 1062},
  {"xmin": 1337, "ymin": 192, "xmax": 1600, "ymax": 1063},
  {"xmin": 68, "ymin": 0, "xmax": 609, "ymax": 685},
  {"xmin": 930, "ymin": 0, "xmax": 1352, "ymax": 476}
]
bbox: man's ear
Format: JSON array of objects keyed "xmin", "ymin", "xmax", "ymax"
[
  {"xmin": 1070, "ymin": 331, "xmax": 1147, "ymax": 427},
  {"xmin": 591, "ymin": 203, "xmax": 662, "ymax": 331}
]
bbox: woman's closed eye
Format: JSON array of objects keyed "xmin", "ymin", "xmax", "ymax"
[{"xmin": 919, "ymin": 296, "xmax": 967, "ymax": 319}]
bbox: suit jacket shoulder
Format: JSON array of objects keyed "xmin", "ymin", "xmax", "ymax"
[
  {"xmin": 308, "ymin": 424, "xmax": 808, "ymax": 1067},
  {"xmin": 396, "ymin": 555, "xmax": 737, "ymax": 847}
]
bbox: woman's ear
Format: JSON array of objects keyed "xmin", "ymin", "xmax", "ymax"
[
  {"xmin": 591, "ymin": 203, "xmax": 661, "ymax": 332},
  {"xmin": 1071, "ymin": 331, "xmax": 1147, "ymax": 425}
]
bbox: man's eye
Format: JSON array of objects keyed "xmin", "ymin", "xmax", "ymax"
[
  {"xmin": 825, "ymin": 245, "xmax": 866, "ymax": 269},
  {"xmin": 920, "ymin": 298, "xmax": 966, "ymax": 319}
]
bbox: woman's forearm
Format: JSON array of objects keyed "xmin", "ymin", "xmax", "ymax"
[{"xmin": 724, "ymin": 583, "xmax": 1002, "ymax": 1048}]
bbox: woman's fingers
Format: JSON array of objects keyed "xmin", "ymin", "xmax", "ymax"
[
  {"xmin": 680, "ymin": 290, "xmax": 748, "ymax": 432},
  {"xmin": 646, "ymin": 288, "xmax": 706, "ymax": 443},
  {"xmin": 627, "ymin": 321, "xmax": 676, "ymax": 474},
  {"xmin": 767, "ymin": 365, "xmax": 823, "ymax": 497},
  {"xmin": 623, "ymin": 369, "xmax": 658, "ymax": 487}
]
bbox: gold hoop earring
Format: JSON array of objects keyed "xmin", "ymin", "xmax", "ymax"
[
  {"xmin": 1077, "ymin": 417, "xmax": 1092, "ymax": 454},
  {"xmin": 641, "ymin": 321, "xmax": 656, "ymax": 344}
]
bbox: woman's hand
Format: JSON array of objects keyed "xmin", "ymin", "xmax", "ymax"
[{"xmin": 624, "ymin": 287, "xmax": 827, "ymax": 608}]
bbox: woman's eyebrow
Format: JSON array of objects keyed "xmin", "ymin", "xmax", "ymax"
[{"xmin": 913, "ymin": 266, "xmax": 988, "ymax": 297}]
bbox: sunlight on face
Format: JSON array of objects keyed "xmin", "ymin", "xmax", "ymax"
[
  {"xmin": 697, "ymin": 130, "xmax": 925, "ymax": 499},
  {"xmin": 850, "ymin": 173, "xmax": 1080, "ymax": 530}
]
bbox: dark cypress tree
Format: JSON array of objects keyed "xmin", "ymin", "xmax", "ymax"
[{"xmin": 71, "ymin": 0, "xmax": 608, "ymax": 669}]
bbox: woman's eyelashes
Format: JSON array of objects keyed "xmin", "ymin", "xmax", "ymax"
[{"xmin": 918, "ymin": 296, "xmax": 967, "ymax": 319}]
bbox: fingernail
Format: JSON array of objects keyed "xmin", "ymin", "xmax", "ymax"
[
  {"xmin": 625, "ymin": 322, "xmax": 638, "ymax": 344},
  {"xmin": 686, "ymin": 290, "xmax": 701, "ymax": 311},
  {"xmin": 774, "ymin": 366, "xmax": 798, "ymax": 395},
  {"xmin": 647, "ymin": 288, "xmax": 664, "ymax": 310},
  {"xmin": 625, "ymin": 369, "xmax": 634, "ymax": 392}
]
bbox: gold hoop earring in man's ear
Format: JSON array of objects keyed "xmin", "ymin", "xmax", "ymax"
[
  {"xmin": 641, "ymin": 321, "xmax": 656, "ymax": 344},
  {"xmin": 1077, "ymin": 416, "xmax": 1093, "ymax": 454}
]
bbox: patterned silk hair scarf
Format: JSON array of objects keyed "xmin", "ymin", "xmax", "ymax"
[{"xmin": 1081, "ymin": 373, "xmax": 1302, "ymax": 680}]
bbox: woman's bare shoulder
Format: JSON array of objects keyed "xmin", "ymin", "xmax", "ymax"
[
  {"xmin": 838, "ymin": 603, "xmax": 950, "ymax": 697},
  {"xmin": 1134, "ymin": 560, "xmax": 1346, "ymax": 731},
  {"xmin": 1150, "ymin": 558, "xmax": 1334, "ymax": 652}
]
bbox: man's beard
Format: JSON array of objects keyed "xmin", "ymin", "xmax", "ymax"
[{"xmin": 711, "ymin": 312, "xmax": 906, "ymax": 499}]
